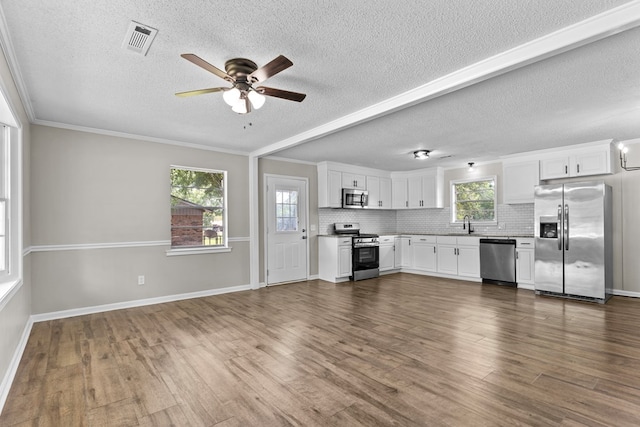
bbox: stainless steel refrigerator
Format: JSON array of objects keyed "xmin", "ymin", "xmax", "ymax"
[{"xmin": 534, "ymin": 181, "xmax": 612, "ymax": 302}]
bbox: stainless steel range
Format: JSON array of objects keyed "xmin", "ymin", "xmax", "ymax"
[{"xmin": 334, "ymin": 223, "xmax": 380, "ymax": 281}]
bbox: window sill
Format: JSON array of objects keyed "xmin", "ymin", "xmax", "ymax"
[
  {"xmin": 0, "ymin": 278, "xmax": 22, "ymax": 312},
  {"xmin": 166, "ymin": 246, "xmax": 232, "ymax": 257}
]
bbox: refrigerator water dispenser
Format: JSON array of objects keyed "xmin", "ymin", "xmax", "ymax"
[{"xmin": 539, "ymin": 216, "xmax": 558, "ymax": 238}]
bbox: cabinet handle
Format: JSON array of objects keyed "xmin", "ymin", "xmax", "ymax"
[
  {"xmin": 433, "ymin": 247, "xmax": 436, "ymax": 253},
  {"xmin": 516, "ymin": 251, "xmax": 519, "ymax": 259},
  {"xmin": 405, "ymin": 201, "xmax": 408, "ymax": 208},
  {"xmin": 565, "ymin": 165, "xmax": 568, "ymax": 174},
  {"xmin": 577, "ymin": 164, "xmax": 580, "ymax": 174}
]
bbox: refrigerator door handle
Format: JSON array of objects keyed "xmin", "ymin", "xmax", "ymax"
[
  {"xmin": 564, "ymin": 204, "xmax": 569, "ymax": 251},
  {"xmin": 557, "ymin": 204, "xmax": 563, "ymax": 250}
]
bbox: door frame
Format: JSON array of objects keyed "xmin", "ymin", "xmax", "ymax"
[{"xmin": 263, "ymin": 174, "xmax": 310, "ymax": 286}]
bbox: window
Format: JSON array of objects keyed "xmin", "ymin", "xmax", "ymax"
[
  {"xmin": 275, "ymin": 189, "xmax": 298, "ymax": 231},
  {"xmin": 451, "ymin": 176, "xmax": 496, "ymax": 223},
  {"xmin": 0, "ymin": 126, "xmax": 8, "ymax": 276},
  {"xmin": 170, "ymin": 167, "xmax": 227, "ymax": 249}
]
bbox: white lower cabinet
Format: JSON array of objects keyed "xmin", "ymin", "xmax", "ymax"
[
  {"xmin": 318, "ymin": 236, "xmax": 352, "ymax": 283},
  {"xmin": 410, "ymin": 236, "xmax": 437, "ymax": 272},
  {"xmin": 436, "ymin": 236, "xmax": 480, "ymax": 278},
  {"xmin": 396, "ymin": 236, "xmax": 411, "ymax": 268},
  {"xmin": 516, "ymin": 238, "xmax": 535, "ymax": 287},
  {"xmin": 378, "ymin": 235, "xmax": 396, "ymax": 272}
]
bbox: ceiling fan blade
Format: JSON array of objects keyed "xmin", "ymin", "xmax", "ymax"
[
  {"xmin": 175, "ymin": 87, "xmax": 226, "ymax": 97},
  {"xmin": 249, "ymin": 55, "xmax": 293, "ymax": 83},
  {"xmin": 180, "ymin": 54, "xmax": 231, "ymax": 81},
  {"xmin": 257, "ymin": 86, "xmax": 306, "ymax": 102}
]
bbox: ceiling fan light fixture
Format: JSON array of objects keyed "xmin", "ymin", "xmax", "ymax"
[
  {"xmin": 223, "ymin": 87, "xmax": 241, "ymax": 106},
  {"xmin": 231, "ymin": 98, "xmax": 248, "ymax": 114},
  {"xmin": 413, "ymin": 150, "xmax": 430, "ymax": 159},
  {"xmin": 248, "ymin": 90, "xmax": 266, "ymax": 109}
]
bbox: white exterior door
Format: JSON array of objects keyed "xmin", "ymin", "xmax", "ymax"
[{"xmin": 266, "ymin": 176, "xmax": 308, "ymax": 285}]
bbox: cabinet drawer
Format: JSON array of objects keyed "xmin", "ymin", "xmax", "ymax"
[
  {"xmin": 412, "ymin": 235, "xmax": 436, "ymax": 244},
  {"xmin": 517, "ymin": 238, "xmax": 535, "ymax": 248},
  {"xmin": 436, "ymin": 236, "xmax": 457, "ymax": 245}
]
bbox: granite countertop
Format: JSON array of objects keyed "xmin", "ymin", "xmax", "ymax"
[
  {"xmin": 319, "ymin": 233, "xmax": 535, "ymax": 238},
  {"xmin": 380, "ymin": 233, "xmax": 535, "ymax": 238}
]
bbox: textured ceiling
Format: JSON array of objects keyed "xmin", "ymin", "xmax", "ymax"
[{"xmin": 1, "ymin": 0, "xmax": 638, "ymax": 170}]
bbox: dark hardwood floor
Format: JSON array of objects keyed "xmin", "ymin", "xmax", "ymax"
[{"xmin": 3, "ymin": 273, "xmax": 640, "ymax": 426}]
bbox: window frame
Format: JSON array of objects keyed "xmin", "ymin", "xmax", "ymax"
[
  {"xmin": 0, "ymin": 123, "xmax": 23, "ymax": 309},
  {"xmin": 166, "ymin": 165, "xmax": 230, "ymax": 257},
  {"xmin": 450, "ymin": 175, "xmax": 497, "ymax": 225}
]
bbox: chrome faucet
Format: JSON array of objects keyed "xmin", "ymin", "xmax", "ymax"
[{"xmin": 463, "ymin": 215, "xmax": 474, "ymax": 234}]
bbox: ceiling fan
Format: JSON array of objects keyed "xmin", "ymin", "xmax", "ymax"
[{"xmin": 176, "ymin": 53, "xmax": 306, "ymax": 114}]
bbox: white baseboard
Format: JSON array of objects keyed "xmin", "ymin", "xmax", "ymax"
[
  {"xmin": 612, "ymin": 289, "xmax": 640, "ymax": 298},
  {"xmin": 517, "ymin": 283, "xmax": 535, "ymax": 291},
  {"xmin": 31, "ymin": 283, "xmax": 252, "ymax": 322},
  {"xmin": 0, "ymin": 316, "xmax": 34, "ymax": 415}
]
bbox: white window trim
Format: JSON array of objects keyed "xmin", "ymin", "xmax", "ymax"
[
  {"xmin": 166, "ymin": 246, "xmax": 232, "ymax": 257},
  {"xmin": 168, "ymin": 165, "xmax": 229, "ymax": 254},
  {"xmin": 0, "ymin": 124, "xmax": 23, "ymax": 308},
  {"xmin": 450, "ymin": 175, "xmax": 498, "ymax": 225}
]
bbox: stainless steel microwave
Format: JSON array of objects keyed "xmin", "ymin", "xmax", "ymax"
[{"xmin": 342, "ymin": 188, "xmax": 368, "ymax": 209}]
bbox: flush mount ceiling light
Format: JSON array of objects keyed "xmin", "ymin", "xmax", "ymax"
[
  {"xmin": 617, "ymin": 142, "xmax": 640, "ymax": 171},
  {"xmin": 176, "ymin": 54, "xmax": 306, "ymax": 114},
  {"xmin": 413, "ymin": 150, "xmax": 430, "ymax": 159},
  {"xmin": 468, "ymin": 162, "xmax": 475, "ymax": 171}
]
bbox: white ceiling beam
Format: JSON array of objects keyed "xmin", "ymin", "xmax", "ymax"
[{"xmin": 251, "ymin": 0, "xmax": 640, "ymax": 158}]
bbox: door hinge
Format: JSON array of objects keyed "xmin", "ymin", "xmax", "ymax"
[{"xmin": 267, "ymin": 269, "xmax": 269, "ymax": 276}]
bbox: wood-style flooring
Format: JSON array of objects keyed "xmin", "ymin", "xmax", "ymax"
[{"xmin": 3, "ymin": 273, "xmax": 640, "ymax": 426}]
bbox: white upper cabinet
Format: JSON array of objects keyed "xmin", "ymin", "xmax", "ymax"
[
  {"xmin": 539, "ymin": 140, "xmax": 614, "ymax": 180},
  {"xmin": 367, "ymin": 176, "xmax": 392, "ymax": 209},
  {"xmin": 318, "ymin": 161, "xmax": 390, "ymax": 208},
  {"xmin": 392, "ymin": 177, "xmax": 408, "ymax": 209},
  {"xmin": 391, "ymin": 167, "xmax": 443, "ymax": 210},
  {"xmin": 342, "ymin": 172, "xmax": 366, "ymax": 190},
  {"xmin": 502, "ymin": 160, "xmax": 540, "ymax": 204}
]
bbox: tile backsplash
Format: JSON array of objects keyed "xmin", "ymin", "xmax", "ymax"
[{"xmin": 318, "ymin": 204, "xmax": 534, "ymax": 236}]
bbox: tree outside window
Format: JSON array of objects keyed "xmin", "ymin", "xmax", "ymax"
[
  {"xmin": 170, "ymin": 167, "xmax": 226, "ymax": 247},
  {"xmin": 451, "ymin": 177, "xmax": 496, "ymax": 223}
]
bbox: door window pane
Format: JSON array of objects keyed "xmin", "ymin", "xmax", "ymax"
[{"xmin": 276, "ymin": 189, "xmax": 298, "ymax": 231}]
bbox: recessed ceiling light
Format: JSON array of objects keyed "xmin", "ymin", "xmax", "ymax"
[{"xmin": 413, "ymin": 150, "xmax": 430, "ymax": 159}]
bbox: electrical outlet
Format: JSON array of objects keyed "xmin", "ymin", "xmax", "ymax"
[{"xmin": 138, "ymin": 275, "xmax": 145, "ymax": 285}]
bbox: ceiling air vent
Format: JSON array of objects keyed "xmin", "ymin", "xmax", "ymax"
[{"xmin": 122, "ymin": 21, "xmax": 158, "ymax": 56}]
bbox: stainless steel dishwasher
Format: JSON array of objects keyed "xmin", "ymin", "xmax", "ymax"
[{"xmin": 479, "ymin": 238, "xmax": 517, "ymax": 286}]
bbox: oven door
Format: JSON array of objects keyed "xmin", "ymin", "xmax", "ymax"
[{"xmin": 352, "ymin": 244, "xmax": 379, "ymax": 280}]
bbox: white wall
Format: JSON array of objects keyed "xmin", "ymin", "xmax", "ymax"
[
  {"xmin": 29, "ymin": 125, "xmax": 251, "ymax": 314},
  {"xmin": 0, "ymin": 43, "xmax": 31, "ymax": 411}
]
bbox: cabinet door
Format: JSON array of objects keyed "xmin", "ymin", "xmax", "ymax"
[
  {"xmin": 328, "ymin": 170, "xmax": 343, "ymax": 208},
  {"xmin": 379, "ymin": 244, "xmax": 395, "ymax": 271},
  {"xmin": 342, "ymin": 172, "xmax": 366, "ymax": 190},
  {"xmin": 338, "ymin": 245, "xmax": 352, "ymax": 277},
  {"xmin": 392, "ymin": 178, "xmax": 408, "ymax": 209},
  {"xmin": 366, "ymin": 176, "xmax": 380, "ymax": 209},
  {"xmin": 412, "ymin": 243, "xmax": 437, "ymax": 272},
  {"xmin": 457, "ymin": 246, "xmax": 480, "ymax": 278},
  {"xmin": 540, "ymin": 157, "xmax": 569, "ymax": 180},
  {"xmin": 437, "ymin": 244, "xmax": 458, "ymax": 275},
  {"xmin": 503, "ymin": 161, "xmax": 539, "ymax": 204},
  {"xmin": 399, "ymin": 237, "xmax": 411, "ymax": 268},
  {"xmin": 516, "ymin": 249, "xmax": 534, "ymax": 284},
  {"xmin": 420, "ymin": 174, "xmax": 437, "ymax": 208},
  {"xmin": 379, "ymin": 177, "xmax": 392, "ymax": 209},
  {"xmin": 573, "ymin": 150, "xmax": 610, "ymax": 176},
  {"xmin": 407, "ymin": 175, "xmax": 423, "ymax": 208}
]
